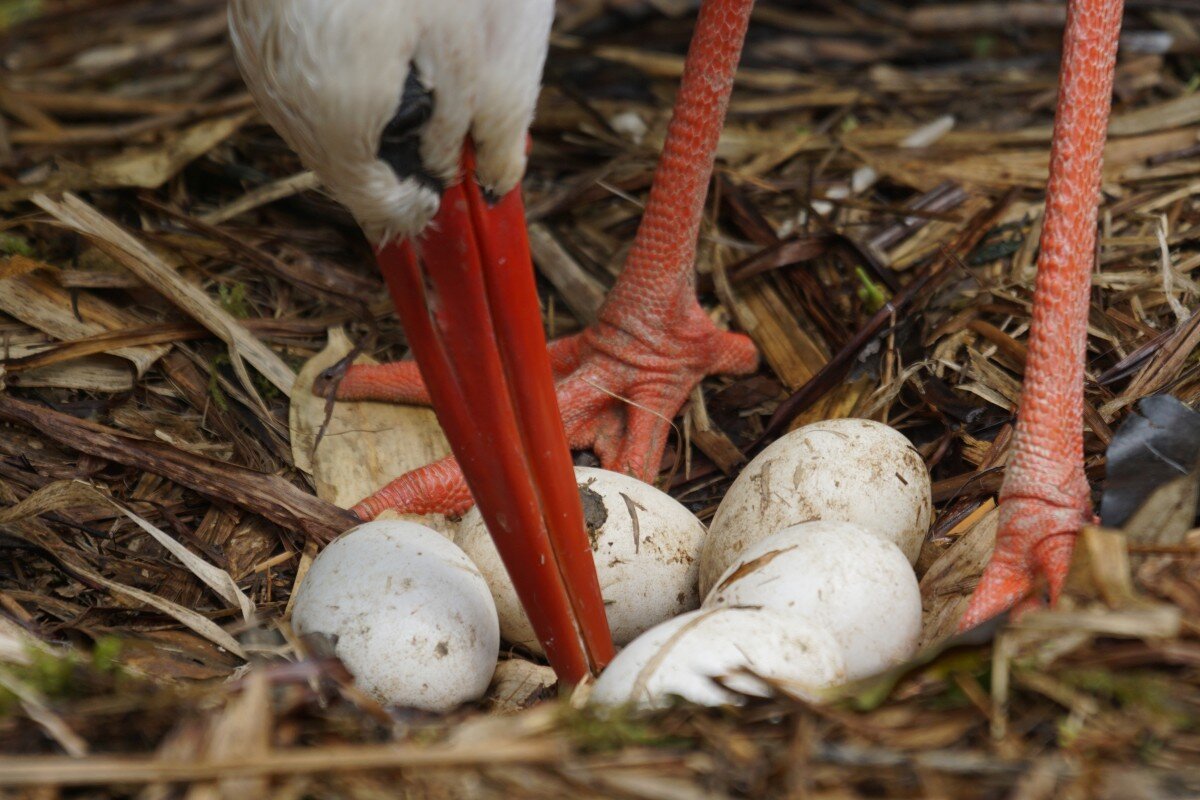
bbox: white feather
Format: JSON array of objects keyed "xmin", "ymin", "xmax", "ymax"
[{"xmin": 228, "ymin": 0, "xmax": 554, "ymax": 244}]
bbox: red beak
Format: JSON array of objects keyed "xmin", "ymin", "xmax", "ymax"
[{"xmin": 374, "ymin": 144, "xmax": 614, "ymax": 683}]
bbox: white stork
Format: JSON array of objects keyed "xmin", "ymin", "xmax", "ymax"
[{"xmin": 229, "ymin": 0, "xmax": 1126, "ymax": 683}]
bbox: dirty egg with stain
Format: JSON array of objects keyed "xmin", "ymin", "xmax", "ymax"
[
  {"xmin": 699, "ymin": 418, "xmax": 931, "ymax": 595},
  {"xmin": 589, "ymin": 606, "xmax": 846, "ymax": 709},
  {"xmin": 291, "ymin": 521, "xmax": 499, "ymax": 712},
  {"xmin": 456, "ymin": 467, "xmax": 707, "ymax": 654},
  {"xmin": 704, "ymin": 521, "xmax": 921, "ymax": 681}
]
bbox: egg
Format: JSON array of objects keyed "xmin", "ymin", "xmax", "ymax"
[
  {"xmin": 291, "ymin": 520, "xmax": 499, "ymax": 712},
  {"xmin": 456, "ymin": 467, "xmax": 707, "ymax": 654},
  {"xmin": 704, "ymin": 521, "xmax": 921, "ymax": 680},
  {"xmin": 699, "ymin": 418, "xmax": 931, "ymax": 594},
  {"xmin": 589, "ymin": 607, "xmax": 846, "ymax": 708}
]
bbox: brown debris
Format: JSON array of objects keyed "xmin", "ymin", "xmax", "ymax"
[{"xmin": 0, "ymin": 1, "xmax": 1198, "ymax": 797}]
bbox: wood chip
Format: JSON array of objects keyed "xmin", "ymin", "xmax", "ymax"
[{"xmin": 32, "ymin": 192, "xmax": 296, "ymax": 398}]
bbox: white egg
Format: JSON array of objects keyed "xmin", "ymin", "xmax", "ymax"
[
  {"xmin": 589, "ymin": 607, "xmax": 846, "ymax": 709},
  {"xmin": 704, "ymin": 521, "xmax": 921, "ymax": 680},
  {"xmin": 291, "ymin": 521, "xmax": 499, "ymax": 712},
  {"xmin": 699, "ymin": 418, "xmax": 931, "ymax": 594},
  {"xmin": 456, "ymin": 467, "xmax": 707, "ymax": 654}
]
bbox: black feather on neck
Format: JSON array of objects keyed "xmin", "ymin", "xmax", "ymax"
[{"xmin": 377, "ymin": 66, "xmax": 443, "ymax": 195}]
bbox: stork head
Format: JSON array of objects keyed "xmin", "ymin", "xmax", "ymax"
[
  {"xmin": 229, "ymin": 0, "xmax": 553, "ymax": 244},
  {"xmin": 229, "ymin": 0, "xmax": 614, "ymax": 685}
]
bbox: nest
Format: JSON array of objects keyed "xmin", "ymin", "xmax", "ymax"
[{"xmin": 0, "ymin": 1, "xmax": 1197, "ymax": 797}]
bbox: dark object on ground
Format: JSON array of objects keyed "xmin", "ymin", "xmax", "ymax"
[{"xmin": 1100, "ymin": 394, "xmax": 1200, "ymax": 527}]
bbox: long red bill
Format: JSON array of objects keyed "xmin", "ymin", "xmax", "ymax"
[{"xmin": 374, "ymin": 143, "xmax": 614, "ymax": 683}]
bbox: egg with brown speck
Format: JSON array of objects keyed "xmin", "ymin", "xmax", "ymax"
[
  {"xmin": 699, "ymin": 418, "xmax": 931, "ymax": 596},
  {"xmin": 456, "ymin": 467, "xmax": 706, "ymax": 654},
  {"xmin": 292, "ymin": 521, "xmax": 499, "ymax": 712}
]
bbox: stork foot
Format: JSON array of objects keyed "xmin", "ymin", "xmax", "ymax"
[
  {"xmin": 957, "ymin": 490, "xmax": 1092, "ymax": 632},
  {"xmin": 324, "ymin": 300, "xmax": 758, "ymax": 520}
]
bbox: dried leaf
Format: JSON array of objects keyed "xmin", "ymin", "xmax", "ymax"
[
  {"xmin": 0, "ymin": 113, "xmax": 253, "ymax": 202},
  {"xmin": 289, "ymin": 328, "xmax": 455, "ymax": 537},
  {"xmin": 1122, "ymin": 470, "xmax": 1200, "ymax": 546},
  {"xmin": 1066, "ymin": 526, "xmax": 1143, "ymax": 608},
  {"xmin": 487, "ymin": 660, "xmax": 558, "ymax": 713},
  {"xmin": 92, "ymin": 113, "xmax": 253, "ymax": 189}
]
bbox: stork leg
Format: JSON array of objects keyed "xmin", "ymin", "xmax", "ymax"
[
  {"xmin": 334, "ymin": 0, "xmax": 760, "ymax": 519},
  {"xmin": 959, "ymin": 0, "xmax": 1124, "ymax": 629}
]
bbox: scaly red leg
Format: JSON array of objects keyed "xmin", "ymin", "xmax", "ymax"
[
  {"xmin": 336, "ymin": 0, "xmax": 759, "ymax": 520},
  {"xmin": 959, "ymin": 0, "xmax": 1124, "ymax": 629}
]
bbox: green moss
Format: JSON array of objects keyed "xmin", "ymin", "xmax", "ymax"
[
  {"xmin": 207, "ymin": 353, "xmax": 231, "ymax": 412},
  {"xmin": 218, "ymin": 282, "xmax": 251, "ymax": 319},
  {"xmin": 564, "ymin": 703, "xmax": 692, "ymax": 753},
  {"xmin": 91, "ymin": 636, "xmax": 122, "ymax": 674},
  {"xmin": 843, "ymin": 649, "xmax": 990, "ymax": 712},
  {"xmin": 973, "ymin": 34, "xmax": 997, "ymax": 60},
  {"xmin": 25, "ymin": 649, "xmax": 76, "ymax": 697},
  {"xmin": 0, "ymin": 639, "xmax": 134, "ymax": 721},
  {"xmin": 854, "ymin": 266, "xmax": 888, "ymax": 313},
  {"xmin": 1137, "ymin": 734, "xmax": 1166, "ymax": 762},
  {"xmin": 254, "ymin": 372, "xmax": 281, "ymax": 402},
  {"xmin": 1060, "ymin": 668, "xmax": 1187, "ymax": 726},
  {"xmin": 1056, "ymin": 714, "xmax": 1082, "ymax": 748},
  {"xmin": 0, "ymin": 0, "xmax": 40, "ymax": 30},
  {"xmin": 0, "ymin": 232, "xmax": 33, "ymax": 257}
]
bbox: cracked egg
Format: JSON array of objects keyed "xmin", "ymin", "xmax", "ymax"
[
  {"xmin": 456, "ymin": 467, "xmax": 707, "ymax": 655},
  {"xmin": 704, "ymin": 521, "xmax": 921, "ymax": 680}
]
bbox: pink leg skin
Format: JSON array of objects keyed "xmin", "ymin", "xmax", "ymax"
[
  {"xmin": 958, "ymin": 0, "xmax": 1124, "ymax": 630},
  {"xmin": 339, "ymin": 0, "xmax": 759, "ymax": 521}
]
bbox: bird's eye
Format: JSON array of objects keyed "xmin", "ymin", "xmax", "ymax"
[{"xmin": 378, "ymin": 65, "xmax": 443, "ymax": 194}]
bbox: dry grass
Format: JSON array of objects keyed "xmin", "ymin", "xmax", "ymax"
[{"xmin": 0, "ymin": 1, "xmax": 1198, "ymax": 797}]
